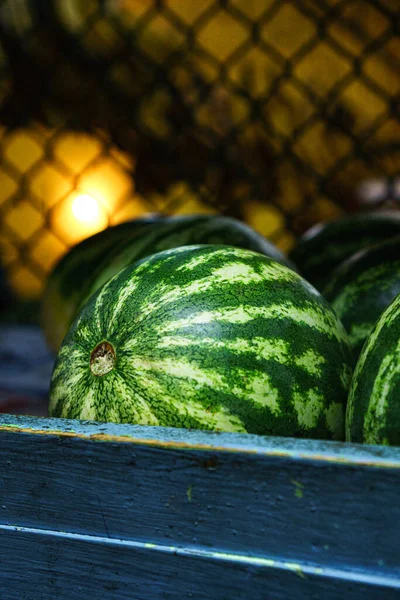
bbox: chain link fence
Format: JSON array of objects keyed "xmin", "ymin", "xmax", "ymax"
[{"xmin": 0, "ymin": 0, "xmax": 398, "ymax": 298}]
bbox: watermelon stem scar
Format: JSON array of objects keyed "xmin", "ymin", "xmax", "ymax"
[{"xmin": 90, "ymin": 342, "xmax": 116, "ymax": 376}]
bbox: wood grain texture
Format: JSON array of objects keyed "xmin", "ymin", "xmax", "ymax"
[
  {"xmin": 2, "ymin": 526, "xmax": 400, "ymax": 600},
  {"xmin": 1, "ymin": 415, "xmax": 400, "ymax": 599}
]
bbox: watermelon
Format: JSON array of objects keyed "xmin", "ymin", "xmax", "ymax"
[
  {"xmin": 289, "ymin": 210, "xmax": 400, "ymax": 291},
  {"xmin": 79, "ymin": 214, "xmax": 295, "ymax": 307},
  {"xmin": 41, "ymin": 214, "xmax": 164, "ymax": 352},
  {"xmin": 346, "ymin": 292, "xmax": 400, "ymax": 446},
  {"xmin": 49, "ymin": 244, "xmax": 352, "ymax": 440},
  {"xmin": 323, "ymin": 236, "xmax": 400, "ymax": 364},
  {"xmin": 42, "ymin": 214, "xmax": 294, "ymax": 352}
]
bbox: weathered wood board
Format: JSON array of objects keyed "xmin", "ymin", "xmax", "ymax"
[{"xmin": 0, "ymin": 414, "xmax": 399, "ymax": 599}]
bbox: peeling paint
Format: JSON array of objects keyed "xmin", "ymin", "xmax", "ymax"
[
  {"xmin": 291, "ymin": 479, "xmax": 304, "ymax": 499},
  {"xmin": 187, "ymin": 485, "xmax": 193, "ymax": 502}
]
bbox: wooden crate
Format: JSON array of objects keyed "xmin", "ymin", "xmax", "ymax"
[{"xmin": 0, "ymin": 413, "xmax": 399, "ymax": 599}]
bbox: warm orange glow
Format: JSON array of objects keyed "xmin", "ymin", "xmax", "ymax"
[
  {"xmin": 51, "ymin": 190, "xmax": 109, "ymax": 246},
  {"xmin": 71, "ymin": 193, "xmax": 101, "ymax": 223}
]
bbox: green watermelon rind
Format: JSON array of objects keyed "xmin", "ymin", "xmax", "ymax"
[
  {"xmin": 43, "ymin": 215, "xmax": 293, "ymax": 351},
  {"xmin": 289, "ymin": 210, "xmax": 400, "ymax": 290},
  {"xmin": 323, "ymin": 235, "xmax": 400, "ymax": 364},
  {"xmin": 346, "ymin": 292, "xmax": 400, "ymax": 446},
  {"xmin": 49, "ymin": 244, "xmax": 352, "ymax": 441}
]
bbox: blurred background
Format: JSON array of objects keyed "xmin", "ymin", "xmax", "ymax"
[{"xmin": 0, "ymin": 0, "xmax": 398, "ymax": 412}]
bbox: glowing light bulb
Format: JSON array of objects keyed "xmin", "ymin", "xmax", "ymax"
[{"xmin": 71, "ymin": 193, "xmax": 100, "ymax": 223}]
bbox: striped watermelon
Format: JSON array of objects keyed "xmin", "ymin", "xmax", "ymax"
[
  {"xmin": 323, "ymin": 236, "xmax": 400, "ymax": 364},
  {"xmin": 346, "ymin": 292, "xmax": 400, "ymax": 446},
  {"xmin": 41, "ymin": 214, "xmax": 164, "ymax": 352},
  {"xmin": 43, "ymin": 214, "xmax": 293, "ymax": 351},
  {"xmin": 289, "ymin": 210, "xmax": 400, "ymax": 291},
  {"xmin": 49, "ymin": 244, "xmax": 352, "ymax": 440},
  {"xmin": 80, "ymin": 214, "xmax": 294, "ymax": 306}
]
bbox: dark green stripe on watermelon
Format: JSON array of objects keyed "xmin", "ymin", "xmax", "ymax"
[
  {"xmin": 289, "ymin": 211, "xmax": 400, "ymax": 291},
  {"xmin": 347, "ymin": 292, "xmax": 400, "ymax": 446},
  {"xmin": 49, "ymin": 244, "xmax": 351, "ymax": 440},
  {"xmin": 323, "ymin": 236, "xmax": 400, "ymax": 364}
]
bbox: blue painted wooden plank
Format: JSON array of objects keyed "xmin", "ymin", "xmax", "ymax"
[
  {"xmin": 1, "ymin": 524, "xmax": 400, "ymax": 600},
  {"xmin": 1, "ymin": 412, "xmax": 400, "ymax": 594},
  {"xmin": 1, "ymin": 413, "xmax": 400, "ymax": 464}
]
